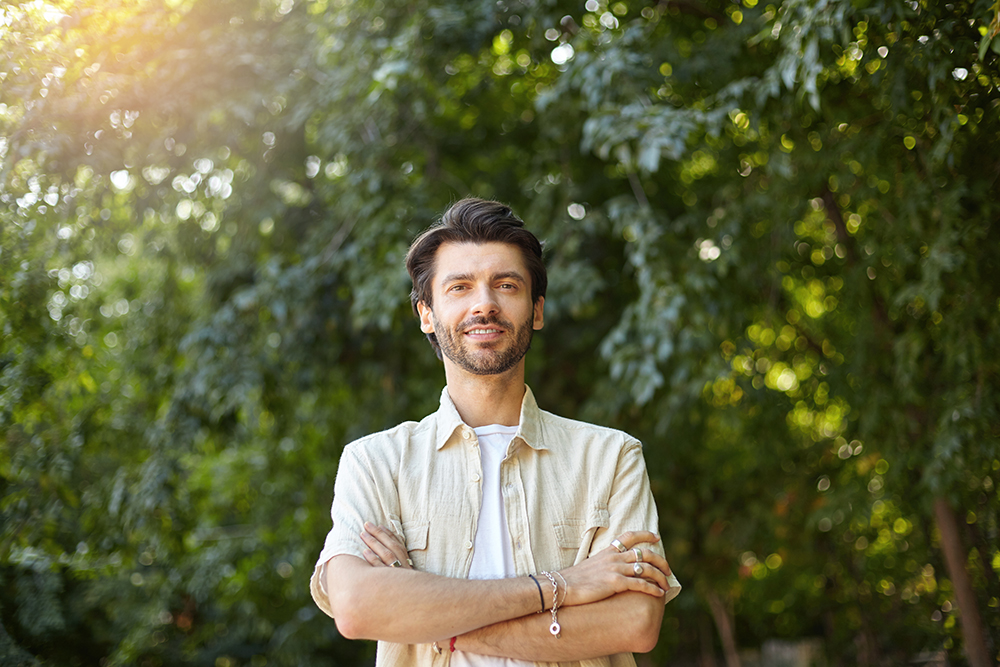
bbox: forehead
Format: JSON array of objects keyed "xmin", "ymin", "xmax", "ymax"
[{"xmin": 432, "ymin": 242, "xmax": 530, "ymax": 284}]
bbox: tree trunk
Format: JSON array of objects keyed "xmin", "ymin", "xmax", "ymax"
[
  {"xmin": 705, "ymin": 589, "xmax": 742, "ymax": 667},
  {"xmin": 700, "ymin": 613, "xmax": 718, "ymax": 667},
  {"xmin": 933, "ymin": 497, "xmax": 992, "ymax": 667}
]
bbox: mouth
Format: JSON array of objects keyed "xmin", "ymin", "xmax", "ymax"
[{"xmin": 462, "ymin": 319, "xmax": 507, "ymax": 342}]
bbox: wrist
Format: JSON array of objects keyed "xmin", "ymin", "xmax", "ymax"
[
  {"xmin": 539, "ymin": 571, "xmax": 563, "ymax": 638},
  {"xmin": 535, "ymin": 572, "xmax": 555, "ymax": 610},
  {"xmin": 433, "ymin": 636, "xmax": 459, "ymax": 654}
]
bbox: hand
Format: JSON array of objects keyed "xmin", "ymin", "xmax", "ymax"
[
  {"xmin": 360, "ymin": 522, "xmax": 414, "ymax": 569},
  {"xmin": 557, "ymin": 531, "xmax": 673, "ymax": 607}
]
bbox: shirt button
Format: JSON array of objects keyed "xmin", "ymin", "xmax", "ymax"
[
  {"xmin": 462, "ymin": 430, "xmax": 472, "ymax": 440},
  {"xmin": 471, "ymin": 473, "xmax": 481, "ymax": 482},
  {"xmin": 465, "ymin": 540, "xmax": 473, "ymax": 550}
]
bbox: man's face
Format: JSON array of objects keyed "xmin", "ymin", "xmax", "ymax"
[{"xmin": 417, "ymin": 242, "xmax": 544, "ymax": 377}]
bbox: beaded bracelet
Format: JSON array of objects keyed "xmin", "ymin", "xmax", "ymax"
[{"xmin": 432, "ymin": 637, "xmax": 457, "ymax": 654}]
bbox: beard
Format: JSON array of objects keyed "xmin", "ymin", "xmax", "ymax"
[{"xmin": 433, "ymin": 312, "xmax": 534, "ymax": 376}]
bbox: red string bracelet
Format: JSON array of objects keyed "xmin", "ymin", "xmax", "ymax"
[{"xmin": 449, "ymin": 636, "xmax": 457, "ymax": 652}]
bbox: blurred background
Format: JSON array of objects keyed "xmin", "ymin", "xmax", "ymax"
[{"xmin": 1, "ymin": 0, "xmax": 998, "ymax": 665}]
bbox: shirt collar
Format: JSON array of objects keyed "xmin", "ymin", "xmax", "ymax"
[{"xmin": 434, "ymin": 385, "xmax": 548, "ymax": 451}]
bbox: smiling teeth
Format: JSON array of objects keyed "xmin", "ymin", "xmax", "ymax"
[{"xmin": 469, "ymin": 329, "xmax": 500, "ymax": 334}]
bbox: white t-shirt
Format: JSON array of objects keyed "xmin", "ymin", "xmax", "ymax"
[{"xmin": 451, "ymin": 424, "xmax": 535, "ymax": 667}]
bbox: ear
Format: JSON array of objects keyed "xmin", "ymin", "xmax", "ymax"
[
  {"xmin": 532, "ymin": 296, "xmax": 545, "ymax": 331},
  {"xmin": 417, "ymin": 301, "xmax": 435, "ymax": 334}
]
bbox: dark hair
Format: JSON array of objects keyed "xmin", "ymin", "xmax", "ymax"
[{"xmin": 405, "ymin": 198, "xmax": 547, "ymax": 358}]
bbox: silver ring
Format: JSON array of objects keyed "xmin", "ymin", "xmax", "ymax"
[
  {"xmin": 390, "ymin": 559, "xmax": 402, "ymax": 568},
  {"xmin": 611, "ymin": 538, "xmax": 627, "ymax": 553},
  {"xmin": 633, "ymin": 562, "xmax": 643, "ymax": 576},
  {"xmin": 633, "ymin": 547, "xmax": 642, "ymax": 563}
]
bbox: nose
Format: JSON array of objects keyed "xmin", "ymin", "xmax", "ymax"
[{"xmin": 471, "ymin": 288, "xmax": 499, "ymax": 317}]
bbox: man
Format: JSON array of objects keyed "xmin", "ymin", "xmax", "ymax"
[{"xmin": 310, "ymin": 198, "xmax": 680, "ymax": 666}]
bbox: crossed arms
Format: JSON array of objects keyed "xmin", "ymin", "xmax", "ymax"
[{"xmin": 324, "ymin": 527, "xmax": 674, "ymax": 662}]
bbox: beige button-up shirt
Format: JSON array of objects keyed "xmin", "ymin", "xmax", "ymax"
[{"xmin": 310, "ymin": 386, "xmax": 680, "ymax": 666}]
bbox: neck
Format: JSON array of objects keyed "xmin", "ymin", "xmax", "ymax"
[{"xmin": 443, "ymin": 362, "xmax": 526, "ymax": 428}]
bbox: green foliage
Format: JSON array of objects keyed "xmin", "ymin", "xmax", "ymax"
[{"xmin": 2, "ymin": 0, "xmax": 998, "ymax": 664}]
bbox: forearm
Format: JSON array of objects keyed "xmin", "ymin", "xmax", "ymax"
[
  {"xmin": 455, "ymin": 591, "xmax": 665, "ymax": 661},
  {"xmin": 326, "ymin": 555, "xmax": 549, "ymax": 643}
]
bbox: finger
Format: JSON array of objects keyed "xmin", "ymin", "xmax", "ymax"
[
  {"xmin": 360, "ymin": 532, "xmax": 391, "ymax": 563},
  {"xmin": 640, "ymin": 565, "xmax": 670, "ymax": 591},
  {"xmin": 625, "ymin": 560, "xmax": 669, "ymax": 591},
  {"xmin": 375, "ymin": 527, "xmax": 415, "ymax": 569},
  {"xmin": 362, "ymin": 523, "xmax": 414, "ymax": 569},
  {"xmin": 626, "ymin": 563, "xmax": 670, "ymax": 595},
  {"xmin": 362, "ymin": 523, "xmax": 398, "ymax": 548},
  {"xmin": 619, "ymin": 531, "xmax": 661, "ymax": 548},
  {"xmin": 362, "ymin": 548, "xmax": 385, "ymax": 567},
  {"xmin": 640, "ymin": 550, "xmax": 673, "ymax": 577},
  {"xmin": 604, "ymin": 530, "xmax": 660, "ymax": 555},
  {"xmin": 608, "ymin": 537, "xmax": 629, "ymax": 554},
  {"xmin": 369, "ymin": 523, "xmax": 411, "ymax": 559},
  {"xmin": 365, "ymin": 522, "xmax": 400, "ymax": 542},
  {"xmin": 623, "ymin": 571, "xmax": 667, "ymax": 597},
  {"xmin": 361, "ymin": 528, "xmax": 400, "ymax": 565}
]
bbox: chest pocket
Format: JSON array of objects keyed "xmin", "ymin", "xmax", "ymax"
[
  {"xmin": 402, "ymin": 521, "xmax": 429, "ymax": 570},
  {"xmin": 553, "ymin": 507, "xmax": 609, "ymax": 567}
]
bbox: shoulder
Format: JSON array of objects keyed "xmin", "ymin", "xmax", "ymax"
[
  {"xmin": 534, "ymin": 407, "xmax": 641, "ymax": 451},
  {"xmin": 342, "ymin": 417, "xmax": 430, "ymax": 457},
  {"xmin": 335, "ymin": 421, "xmax": 427, "ymax": 486},
  {"xmin": 339, "ymin": 415, "xmax": 441, "ymax": 474}
]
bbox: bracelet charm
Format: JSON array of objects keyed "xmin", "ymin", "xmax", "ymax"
[{"xmin": 540, "ymin": 571, "xmax": 562, "ymax": 639}]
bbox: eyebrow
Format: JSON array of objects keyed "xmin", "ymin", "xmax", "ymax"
[{"xmin": 439, "ymin": 270, "xmax": 527, "ymax": 286}]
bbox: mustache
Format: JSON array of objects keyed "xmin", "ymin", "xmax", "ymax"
[{"xmin": 460, "ymin": 315, "xmax": 513, "ymax": 330}]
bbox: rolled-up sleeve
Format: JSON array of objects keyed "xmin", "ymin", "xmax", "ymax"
[
  {"xmin": 309, "ymin": 442, "xmax": 401, "ymax": 618},
  {"xmin": 592, "ymin": 439, "xmax": 681, "ymax": 604}
]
